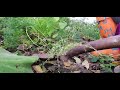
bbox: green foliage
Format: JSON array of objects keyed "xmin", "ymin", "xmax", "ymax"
[
  {"xmin": 1, "ymin": 17, "xmax": 99, "ymax": 54},
  {"xmin": 90, "ymin": 56, "xmax": 99, "ymax": 62},
  {"xmin": 3, "ymin": 17, "xmax": 33, "ymax": 49},
  {"xmin": 2, "ymin": 17, "xmax": 69, "ymax": 50},
  {"xmin": 69, "ymin": 21, "xmax": 100, "ymax": 40},
  {"xmin": 91, "ymin": 55, "xmax": 116, "ymax": 73},
  {"xmin": 0, "ymin": 47, "xmax": 38, "ymax": 73},
  {"xmin": 1, "ymin": 17, "xmax": 115, "ymax": 73},
  {"xmin": 48, "ymin": 20, "xmax": 100, "ymax": 55}
]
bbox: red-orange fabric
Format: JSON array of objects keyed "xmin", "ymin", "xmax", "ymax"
[
  {"xmin": 96, "ymin": 17, "xmax": 117, "ymax": 38},
  {"xmin": 91, "ymin": 17, "xmax": 120, "ymax": 60}
]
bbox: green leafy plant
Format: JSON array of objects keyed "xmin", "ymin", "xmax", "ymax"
[
  {"xmin": 2, "ymin": 17, "xmax": 70, "ymax": 51},
  {"xmin": 0, "ymin": 47, "xmax": 38, "ymax": 73},
  {"xmin": 1, "ymin": 17, "xmax": 99, "ymax": 54},
  {"xmin": 90, "ymin": 55, "xmax": 116, "ymax": 73}
]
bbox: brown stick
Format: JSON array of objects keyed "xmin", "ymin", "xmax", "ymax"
[{"xmin": 65, "ymin": 35, "xmax": 120, "ymax": 58}]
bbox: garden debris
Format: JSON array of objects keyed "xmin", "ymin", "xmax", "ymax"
[
  {"xmin": 112, "ymin": 61, "xmax": 120, "ymax": 66},
  {"xmin": 32, "ymin": 65, "xmax": 44, "ymax": 73},
  {"xmin": 82, "ymin": 60, "xmax": 90, "ymax": 69}
]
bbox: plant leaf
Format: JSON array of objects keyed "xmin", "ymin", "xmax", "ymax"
[
  {"xmin": 90, "ymin": 57, "xmax": 99, "ymax": 63},
  {"xmin": 0, "ymin": 47, "xmax": 38, "ymax": 73},
  {"xmin": 52, "ymin": 33, "xmax": 58, "ymax": 38},
  {"xmin": 59, "ymin": 22, "xmax": 67, "ymax": 29}
]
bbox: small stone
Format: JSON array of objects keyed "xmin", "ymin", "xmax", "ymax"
[{"xmin": 114, "ymin": 66, "xmax": 120, "ymax": 73}]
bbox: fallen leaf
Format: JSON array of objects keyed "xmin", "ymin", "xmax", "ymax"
[
  {"xmin": 64, "ymin": 62, "xmax": 71, "ymax": 67},
  {"xmin": 41, "ymin": 65, "xmax": 47, "ymax": 72},
  {"xmin": 63, "ymin": 61, "xmax": 73, "ymax": 67},
  {"xmin": 32, "ymin": 65, "xmax": 44, "ymax": 73},
  {"xmin": 46, "ymin": 61, "xmax": 56, "ymax": 65},
  {"xmin": 73, "ymin": 71, "xmax": 81, "ymax": 73},
  {"xmin": 64, "ymin": 64, "xmax": 80, "ymax": 71},
  {"xmin": 112, "ymin": 61, "xmax": 120, "ymax": 66},
  {"xmin": 82, "ymin": 60, "xmax": 89, "ymax": 69},
  {"xmin": 73, "ymin": 57, "xmax": 81, "ymax": 64},
  {"xmin": 95, "ymin": 70, "xmax": 101, "ymax": 73},
  {"xmin": 91, "ymin": 70, "xmax": 100, "ymax": 73}
]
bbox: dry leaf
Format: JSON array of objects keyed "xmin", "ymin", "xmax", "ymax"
[
  {"xmin": 32, "ymin": 65, "xmax": 44, "ymax": 73},
  {"xmin": 95, "ymin": 70, "xmax": 100, "ymax": 73},
  {"xmin": 112, "ymin": 61, "xmax": 120, "ymax": 66},
  {"xmin": 46, "ymin": 61, "xmax": 56, "ymax": 64},
  {"xmin": 63, "ymin": 61, "xmax": 73, "ymax": 67},
  {"xmin": 82, "ymin": 60, "xmax": 89, "ymax": 69},
  {"xmin": 73, "ymin": 57, "xmax": 81, "ymax": 64},
  {"xmin": 73, "ymin": 71, "xmax": 81, "ymax": 73},
  {"xmin": 91, "ymin": 70, "xmax": 100, "ymax": 73},
  {"xmin": 64, "ymin": 62, "xmax": 71, "ymax": 67},
  {"xmin": 41, "ymin": 65, "xmax": 47, "ymax": 72}
]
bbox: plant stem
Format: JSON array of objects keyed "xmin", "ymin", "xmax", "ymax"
[{"xmin": 25, "ymin": 26, "xmax": 39, "ymax": 46}]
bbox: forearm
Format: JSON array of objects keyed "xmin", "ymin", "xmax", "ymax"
[{"xmin": 65, "ymin": 35, "xmax": 120, "ymax": 58}]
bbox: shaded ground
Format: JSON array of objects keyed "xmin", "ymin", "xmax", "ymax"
[
  {"xmin": 31, "ymin": 52, "xmax": 120, "ymax": 73},
  {"xmin": 31, "ymin": 53, "xmax": 101, "ymax": 73}
]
